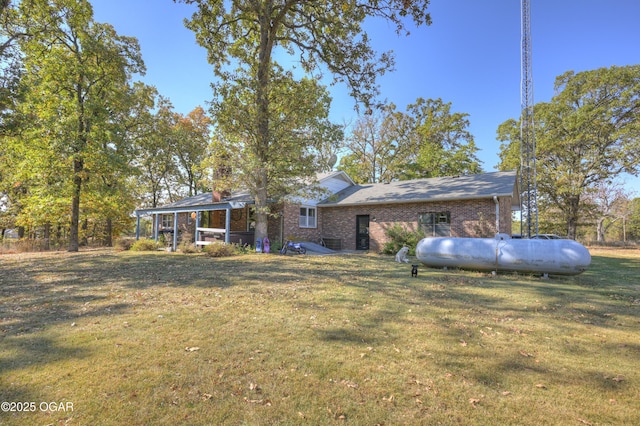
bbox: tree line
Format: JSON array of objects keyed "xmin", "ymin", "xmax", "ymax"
[
  {"xmin": 2, "ymin": 0, "xmax": 639, "ymax": 251},
  {"xmin": 0, "ymin": 0, "xmax": 212, "ymax": 249}
]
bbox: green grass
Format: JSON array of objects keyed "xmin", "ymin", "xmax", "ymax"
[{"xmin": 0, "ymin": 248, "xmax": 639, "ymax": 425}]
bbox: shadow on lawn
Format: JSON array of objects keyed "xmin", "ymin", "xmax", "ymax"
[
  {"xmin": 1, "ymin": 250, "xmax": 637, "ymax": 386},
  {"xmin": 0, "ymin": 252, "xmax": 136, "ymax": 384}
]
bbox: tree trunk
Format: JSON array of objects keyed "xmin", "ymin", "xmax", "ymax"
[
  {"xmin": 565, "ymin": 196, "xmax": 581, "ymax": 240},
  {"xmin": 68, "ymin": 157, "xmax": 83, "ymax": 252},
  {"xmin": 81, "ymin": 217, "xmax": 88, "ymax": 247},
  {"xmin": 596, "ymin": 218, "xmax": 605, "ymax": 242},
  {"xmin": 253, "ymin": 12, "xmax": 273, "ymax": 242},
  {"xmin": 254, "ymin": 168, "xmax": 269, "ymax": 242},
  {"xmin": 105, "ymin": 217, "xmax": 113, "ymax": 247},
  {"xmin": 44, "ymin": 222, "xmax": 51, "ymax": 250}
]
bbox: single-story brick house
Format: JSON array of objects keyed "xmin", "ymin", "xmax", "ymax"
[{"xmin": 134, "ymin": 170, "xmax": 520, "ymax": 252}]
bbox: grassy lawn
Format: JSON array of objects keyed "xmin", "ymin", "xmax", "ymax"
[{"xmin": 1, "ymin": 247, "xmax": 639, "ymax": 425}]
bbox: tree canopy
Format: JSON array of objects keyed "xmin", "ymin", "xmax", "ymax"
[
  {"xmin": 498, "ymin": 65, "xmax": 640, "ymax": 239},
  {"xmin": 340, "ymin": 98, "xmax": 482, "ymax": 184},
  {"xmin": 3, "ymin": 0, "xmax": 144, "ymax": 250}
]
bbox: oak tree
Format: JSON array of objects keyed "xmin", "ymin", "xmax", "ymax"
[
  {"xmin": 498, "ymin": 66, "xmax": 640, "ymax": 239},
  {"xmin": 179, "ymin": 0, "xmax": 432, "ymax": 241}
]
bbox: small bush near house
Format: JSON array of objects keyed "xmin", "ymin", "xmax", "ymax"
[
  {"xmin": 382, "ymin": 224, "xmax": 424, "ymax": 256},
  {"xmin": 115, "ymin": 238, "xmax": 134, "ymax": 251},
  {"xmin": 233, "ymin": 243, "xmax": 253, "ymax": 255},
  {"xmin": 178, "ymin": 241, "xmax": 198, "ymax": 254},
  {"xmin": 130, "ymin": 239, "xmax": 161, "ymax": 252},
  {"xmin": 270, "ymin": 240, "xmax": 282, "ymax": 253},
  {"xmin": 203, "ymin": 242, "xmax": 236, "ymax": 257}
]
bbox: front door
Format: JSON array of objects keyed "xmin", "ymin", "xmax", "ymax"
[{"xmin": 356, "ymin": 215, "xmax": 370, "ymax": 250}]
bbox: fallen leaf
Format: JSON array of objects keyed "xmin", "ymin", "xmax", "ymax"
[
  {"xmin": 519, "ymin": 351, "xmax": 533, "ymax": 357},
  {"xmin": 201, "ymin": 393, "xmax": 213, "ymax": 400},
  {"xmin": 502, "ymin": 391, "xmax": 512, "ymax": 396},
  {"xmin": 340, "ymin": 380, "xmax": 358, "ymax": 389},
  {"xmin": 460, "ymin": 340, "xmax": 467, "ymax": 347},
  {"xmin": 243, "ymin": 397, "xmax": 270, "ymax": 405},
  {"xmin": 469, "ymin": 398, "xmax": 480, "ymax": 407},
  {"xmin": 612, "ymin": 376, "xmax": 625, "ymax": 382},
  {"xmin": 578, "ymin": 419, "xmax": 593, "ymax": 426},
  {"xmin": 185, "ymin": 347, "xmax": 200, "ymax": 352},
  {"xmin": 535, "ymin": 384, "xmax": 547, "ymax": 389}
]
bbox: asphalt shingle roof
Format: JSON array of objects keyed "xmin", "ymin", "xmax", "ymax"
[
  {"xmin": 318, "ymin": 170, "xmax": 519, "ymax": 207},
  {"xmin": 158, "ymin": 190, "xmax": 253, "ymax": 210}
]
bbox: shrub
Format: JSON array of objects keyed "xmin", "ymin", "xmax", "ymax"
[
  {"xmin": 115, "ymin": 238, "xmax": 134, "ymax": 251},
  {"xmin": 130, "ymin": 239, "xmax": 161, "ymax": 252},
  {"xmin": 233, "ymin": 243, "xmax": 252, "ymax": 255},
  {"xmin": 178, "ymin": 241, "xmax": 198, "ymax": 254},
  {"xmin": 382, "ymin": 224, "xmax": 424, "ymax": 256},
  {"xmin": 203, "ymin": 242, "xmax": 236, "ymax": 257}
]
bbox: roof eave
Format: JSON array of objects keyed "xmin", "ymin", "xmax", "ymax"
[
  {"xmin": 318, "ymin": 193, "xmax": 517, "ymax": 208},
  {"xmin": 135, "ymin": 201, "xmax": 248, "ymax": 216}
]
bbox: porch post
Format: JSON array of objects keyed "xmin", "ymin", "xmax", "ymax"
[
  {"xmin": 135, "ymin": 213, "xmax": 140, "ymax": 240},
  {"xmin": 153, "ymin": 214, "xmax": 159, "ymax": 242},
  {"xmin": 172, "ymin": 212, "xmax": 178, "ymax": 251},
  {"xmin": 225, "ymin": 207, "xmax": 231, "ymax": 244},
  {"xmin": 194, "ymin": 211, "xmax": 200, "ymax": 244}
]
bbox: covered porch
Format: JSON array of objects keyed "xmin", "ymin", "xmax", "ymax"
[{"xmin": 134, "ymin": 192, "xmax": 254, "ymax": 252}]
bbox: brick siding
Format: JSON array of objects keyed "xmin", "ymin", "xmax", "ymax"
[
  {"xmin": 281, "ymin": 202, "xmax": 322, "ymax": 243},
  {"xmin": 159, "ymin": 196, "xmax": 513, "ymax": 252},
  {"xmin": 316, "ymin": 197, "xmax": 513, "ymax": 252}
]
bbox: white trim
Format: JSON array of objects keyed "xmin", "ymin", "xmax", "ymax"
[{"xmin": 299, "ymin": 206, "xmax": 317, "ymax": 228}]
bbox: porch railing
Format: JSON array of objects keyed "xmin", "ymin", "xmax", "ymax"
[{"xmin": 195, "ymin": 227, "xmax": 226, "ymax": 246}]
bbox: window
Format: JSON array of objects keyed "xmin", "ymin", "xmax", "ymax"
[
  {"xmin": 299, "ymin": 206, "xmax": 317, "ymax": 228},
  {"xmin": 419, "ymin": 212, "xmax": 451, "ymax": 236},
  {"xmin": 161, "ymin": 214, "xmax": 174, "ymax": 229}
]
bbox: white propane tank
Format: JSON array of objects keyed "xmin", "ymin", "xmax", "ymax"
[{"xmin": 415, "ymin": 235, "xmax": 591, "ymax": 275}]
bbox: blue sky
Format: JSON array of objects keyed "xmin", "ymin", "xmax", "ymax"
[{"xmin": 91, "ymin": 0, "xmax": 640, "ymax": 192}]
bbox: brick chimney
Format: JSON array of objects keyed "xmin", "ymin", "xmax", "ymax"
[{"xmin": 212, "ymin": 162, "xmax": 231, "ymax": 202}]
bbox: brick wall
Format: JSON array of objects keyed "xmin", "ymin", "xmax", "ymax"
[
  {"xmin": 281, "ymin": 202, "xmax": 322, "ymax": 243},
  {"xmin": 207, "ymin": 208, "xmax": 248, "ymax": 231},
  {"xmin": 156, "ymin": 212, "xmax": 196, "ymax": 243},
  {"xmin": 319, "ymin": 197, "xmax": 513, "ymax": 251}
]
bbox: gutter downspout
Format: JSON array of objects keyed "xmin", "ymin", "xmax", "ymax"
[{"xmin": 493, "ymin": 196, "xmax": 500, "ymax": 234}]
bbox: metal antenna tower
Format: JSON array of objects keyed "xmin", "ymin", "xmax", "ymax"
[{"xmin": 520, "ymin": 0, "xmax": 538, "ymax": 238}]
